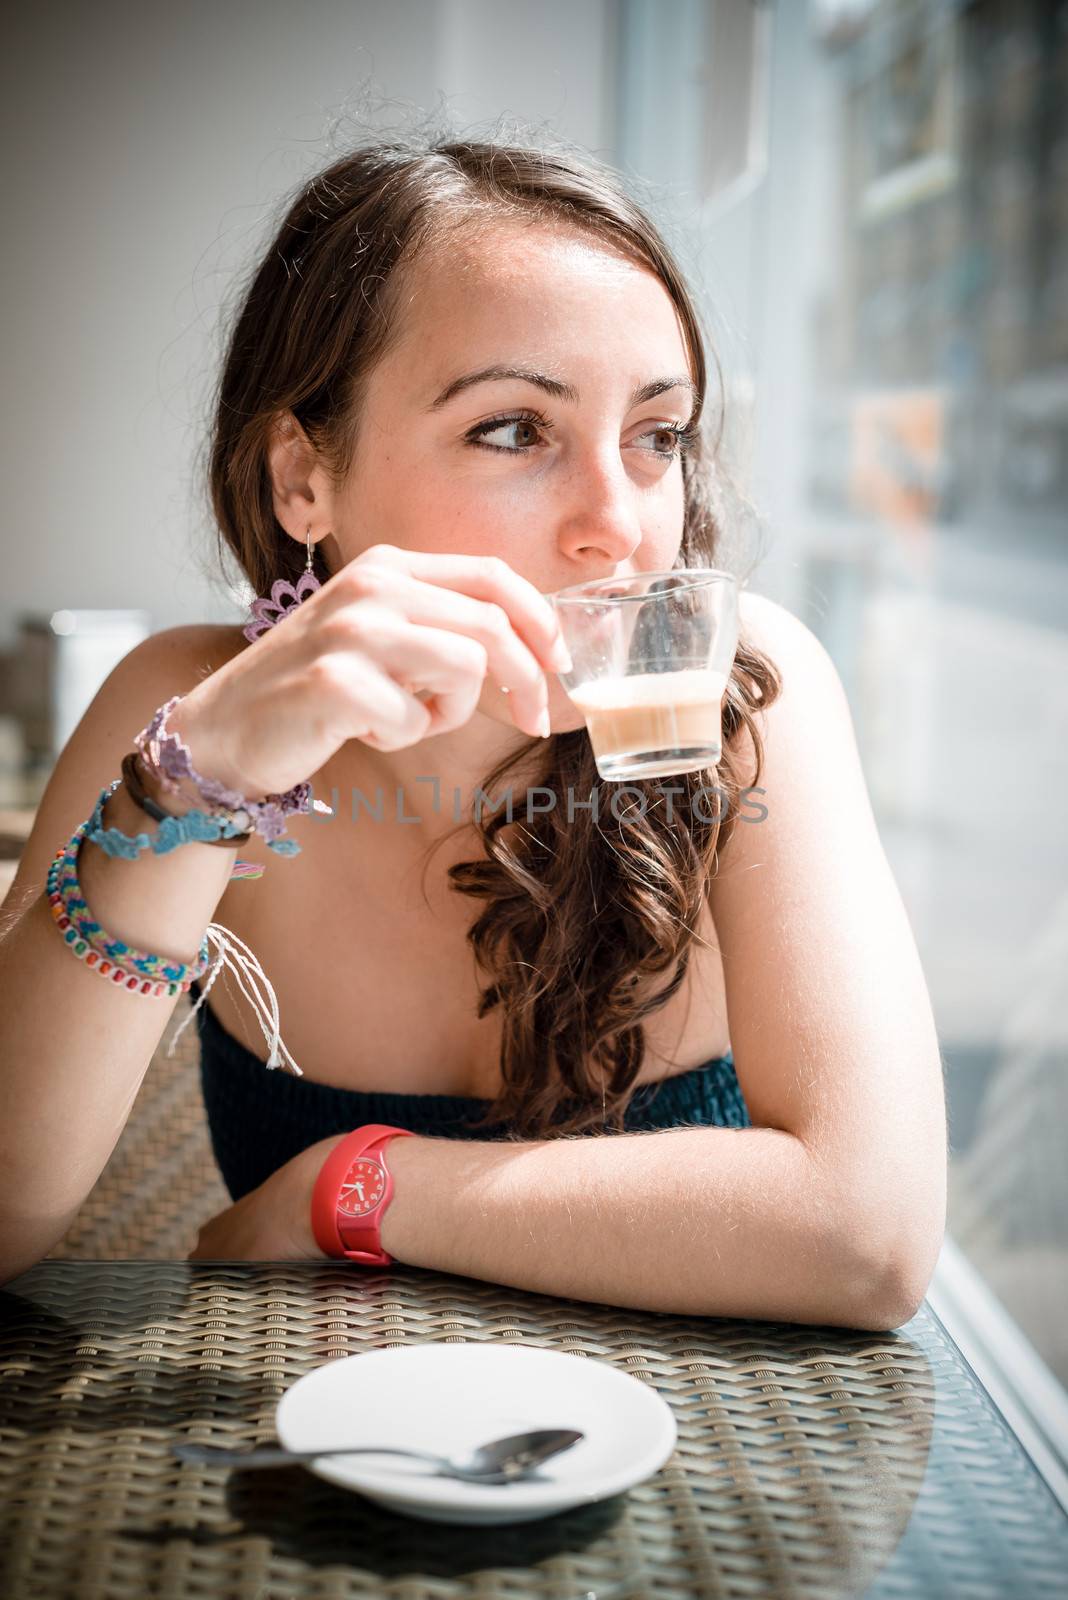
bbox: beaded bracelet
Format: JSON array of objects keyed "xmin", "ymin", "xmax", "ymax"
[
  {"xmin": 46, "ymin": 802, "xmax": 302, "ymax": 1069},
  {"xmin": 134, "ymin": 695, "xmax": 309, "ymax": 855},
  {"xmin": 47, "ymin": 802, "xmax": 210, "ymax": 996}
]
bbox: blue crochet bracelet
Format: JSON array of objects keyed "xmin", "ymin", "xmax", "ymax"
[{"xmin": 84, "ymin": 779, "xmax": 253, "ymax": 859}]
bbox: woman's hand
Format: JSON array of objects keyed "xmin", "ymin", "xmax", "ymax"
[
  {"xmin": 172, "ymin": 546, "xmax": 572, "ymax": 801},
  {"xmin": 187, "ymin": 1135, "xmax": 343, "ymax": 1261}
]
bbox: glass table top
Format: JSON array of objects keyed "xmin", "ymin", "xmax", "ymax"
[{"xmin": 2, "ymin": 1260, "xmax": 1066, "ymax": 1598}]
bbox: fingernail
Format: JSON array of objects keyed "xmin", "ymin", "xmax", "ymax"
[
  {"xmin": 551, "ymin": 639, "xmax": 573, "ymax": 673},
  {"xmin": 538, "ymin": 708, "xmax": 551, "ymax": 737}
]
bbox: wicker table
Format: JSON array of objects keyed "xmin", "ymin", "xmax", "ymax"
[{"xmin": 2, "ymin": 1262, "xmax": 1066, "ymax": 1599}]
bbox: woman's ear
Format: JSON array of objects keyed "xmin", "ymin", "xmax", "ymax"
[{"xmin": 265, "ymin": 411, "xmax": 337, "ymax": 556}]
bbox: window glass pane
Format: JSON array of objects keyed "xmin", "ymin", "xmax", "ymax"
[{"xmin": 617, "ymin": 0, "xmax": 1068, "ymax": 1387}]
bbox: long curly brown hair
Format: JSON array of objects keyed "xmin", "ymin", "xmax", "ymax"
[{"xmin": 207, "ymin": 124, "xmax": 782, "ymax": 1139}]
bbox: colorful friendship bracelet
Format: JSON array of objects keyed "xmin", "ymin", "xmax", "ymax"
[
  {"xmin": 52, "ymin": 788, "xmax": 206, "ymax": 977},
  {"xmin": 47, "ymin": 853, "xmax": 209, "ymax": 990},
  {"xmin": 229, "ymin": 859, "xmax": 265, "ymax": 880},
  {"xmin": 46, "ymin": 880, "xmax": 204, "ymax": 997},
  {"xmin": 46, "ymin": 789, "xmax": 211, "ymax": 996},
  {"xmin": 46, "ymin": 789, "xmax": 299, "ymax": 1069},
  {"xmin": 48, "ymin": 834, "xmax": 209, "ymax": 981}
]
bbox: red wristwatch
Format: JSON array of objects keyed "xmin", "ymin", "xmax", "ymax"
[{"xmin": 311, "ymin": 1123, "xmax": 416, "ymax": 1265}]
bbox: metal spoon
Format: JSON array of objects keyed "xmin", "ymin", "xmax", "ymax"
[{"xmin": 173, "ymin": 1426, "xmax": 585, "ymax": 1482}]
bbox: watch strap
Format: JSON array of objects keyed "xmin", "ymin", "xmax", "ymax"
[{"xmin": 311, "ymin": 1123, "xmax": 416, "ymax": 1265}]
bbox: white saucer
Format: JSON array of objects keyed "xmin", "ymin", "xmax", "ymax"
[{"xmin": 275, "ymin": 1342, "xmax": 677, "ymax": 1525}]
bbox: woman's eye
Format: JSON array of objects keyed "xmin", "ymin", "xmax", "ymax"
[
  {"xmin": 466, "ymin": 412, "xmax": 548, "ymax": 453},
  {"xmin": 465, "ymin": 412, "xmax": 696, "ymax": 461},
  {"xmin": 636, "ymin": 425, "xmax": 686, "ymax": 459}
]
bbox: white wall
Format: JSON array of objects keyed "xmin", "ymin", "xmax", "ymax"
[{"xmin": 0, "ymin": 0, "xmax": 614, "ymax": 650}]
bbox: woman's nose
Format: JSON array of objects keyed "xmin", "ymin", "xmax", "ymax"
[{"xmin": 554, "ymin": 452, "xmax": 643, "ymax": 566}]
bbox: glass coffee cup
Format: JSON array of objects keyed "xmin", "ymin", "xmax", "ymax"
[{"xmin": 548, "ymin": 568, "xmax": 739, "ymax": 781}]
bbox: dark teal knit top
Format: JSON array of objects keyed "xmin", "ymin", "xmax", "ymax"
[{"xmin": 190, "ymin": 981, "xmax": 751, "ymax": 1201}]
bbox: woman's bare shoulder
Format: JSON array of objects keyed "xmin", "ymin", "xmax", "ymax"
[
  {"xmin": 727, "ymin": 588, "xmax": 847, "ymax": 791},
  {"xmin": 0, "ymin": 623, "xmax": 249, "ymax": 922},
  {"xmin": 738, "ymin": 588, "xmax": 819, "ymax": 661},
  {"xmin": 131, "ymin": 622, "xmax": 248, "ymax": 682}
]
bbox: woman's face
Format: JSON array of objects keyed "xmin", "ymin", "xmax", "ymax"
[{"xmin": 328, "ymin": 221, "xmax": 697, "ymax": 733}]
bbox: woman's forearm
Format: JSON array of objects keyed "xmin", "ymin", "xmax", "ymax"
[
  {"xmin": 0, "ymin": 782, "xmax": 235, "ymax": 1284},
  {"xmin": 378, "ymin": 1123, "xmax": 916, "ymax": 1329}
]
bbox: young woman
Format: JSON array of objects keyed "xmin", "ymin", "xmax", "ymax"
[{"xmin": 0, "ymin": 135, "xmax": 946, "ymax": 1324}]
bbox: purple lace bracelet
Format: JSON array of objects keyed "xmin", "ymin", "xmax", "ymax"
[{"xmin": 133, "ymin": 695, "xmax": 312, "ymax": 856}]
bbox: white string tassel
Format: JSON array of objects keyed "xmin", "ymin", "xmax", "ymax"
[{"xmin": 165, "ymin": 921, "xmax": 303, "ymax": 1076}]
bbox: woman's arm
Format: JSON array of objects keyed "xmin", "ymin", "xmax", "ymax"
[
  {"xmin": 374, "ymin": 1122, "xmax": 895, "ymax": 1326},
  {"xmin": 190, "ymin": 1110, "xmax": 903, "ymax": 1325},
  {"xmin": 709, "ymin": 592, "xmax": 947, "ymax": 1310},
  {"xmin": 346, "ymin": 595, "xmax": 944, "ymax": 1329},
  {"xmin": 0, "ymin": 626, "xmax": 243, "ymax": 1285}
]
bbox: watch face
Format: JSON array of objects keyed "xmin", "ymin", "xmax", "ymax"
[{"xmin": 337, "ymin": 1155, "xmax": 387, "ymax": 1219}]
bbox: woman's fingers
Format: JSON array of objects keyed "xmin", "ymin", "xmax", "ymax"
[
  {"xmin": 175, "ymin": 547, "xmax": 568, "ymax": 802},
  {"xmin": 315, "ymin": 619, "xmax": 520, "ymax": 750},
  {"xmin": 325, "ymin": 566, "xmax": 557, "ymax": 737},
  {"xmin": 340, "ymin": 547, "xmax": 570, "ymax": 676},
  {"xmin": 353, "ymin": 617, "xmax": 493, "ymax": 739},
  {"xmin": 317, "ymin": 648, "xmax": 438, "ymax": 753}
]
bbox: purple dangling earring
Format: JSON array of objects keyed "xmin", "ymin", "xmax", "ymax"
[{"xmin": 243, "ymin": 525, "xmax": 323, "ymax": 643}]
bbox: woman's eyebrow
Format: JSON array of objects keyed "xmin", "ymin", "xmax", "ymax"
[{"xmin": 425, "ymin": 364, "xmax": 697, "ymax": 411}]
